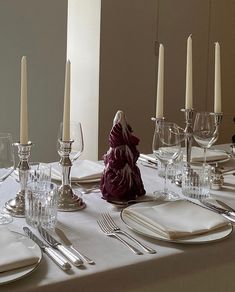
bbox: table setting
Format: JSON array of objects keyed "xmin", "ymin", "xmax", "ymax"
[{"xmin": 0, "ymin": 35, "xmax": 235, "ymax": 292}]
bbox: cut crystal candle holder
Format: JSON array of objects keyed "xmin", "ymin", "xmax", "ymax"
[
  {"xmin": 5, "ymin": 141, "xmax": 32, "ymax": 217},
  {"xmin": 57, "ymin": 139, "xmax": 85, "ymax": 211}
]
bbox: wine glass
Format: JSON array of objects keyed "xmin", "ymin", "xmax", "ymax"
[
  {"xmin": 193, "ymin": 112, "xmax": 217, "ymax": 165},
  {"xmin": 0, "ymin": 133, "xmax": 15, "ymax": 224},
  {"xmin": 58, "ymin": 121, "xmax": 84, "ymax": 162},
  {"xmin": 152, "ymin": 122, "xmax": 181, "ymax": 200}
]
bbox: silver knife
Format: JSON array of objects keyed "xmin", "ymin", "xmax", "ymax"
[
  {"xmin": 139, "ymin": 154, "xmax": 158, "ymax": 166},
  {"xmin": 200, "ymin": 200, "xmax": 235, "ymax": 222},
  {"xmin": 23, "ymin": 227, "xmax": 71, "ymax": 271},
  {"xmin": 216, "ymin": 200, "xmax": 235, "ymax": 216},
  {"xmin": 38, "ymin": 227, "xmax": 83, "ymax": 266},
  {"xmin": 55, "ymin": 227, "xmax": 95, "ymax": 265}
]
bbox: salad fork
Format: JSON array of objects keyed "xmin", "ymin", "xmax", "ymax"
[
  {"xmin": 97, "ymin": 219, "xmax": 142, "ymax": 255},
  {"xmin": 101, "ymin": 213, "xmax": 156, "ymax": 254}
]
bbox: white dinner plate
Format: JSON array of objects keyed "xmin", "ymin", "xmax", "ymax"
[
  {"xmin": 121, "ymin": 202, "xmax": 233, "ymax": 244},
  {"xmin": 0, "ymin": 232, "xmax": 42, "ymax": 285}
]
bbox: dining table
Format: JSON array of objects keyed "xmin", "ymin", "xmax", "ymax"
[{"xmin": 0, "ymin": 144, "xmax": 235, "ymax": 292}]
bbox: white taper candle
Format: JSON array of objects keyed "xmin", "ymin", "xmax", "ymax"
[
  {"xmin": 156, "ymin": 44, "xmax": 164, "ymax": 118},
  {"xmin": 214, "ymin": 42, "xmax": 222, "ymax": 113},
  {"xmin": 185, "ymin": 35, "xmax": 193, "ymax": 109},
  {"xmin": 20, "ymin": 56, "xmax": 28, "ymax": 144},
  {"xmin": 62, "ymin": 60, "xmax": 71, "ymax": 141}
]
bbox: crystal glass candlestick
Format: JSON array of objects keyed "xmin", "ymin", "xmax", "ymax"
[
  {"xmin": 5, "ymin": 142, "xmax": 32, "ymax": 217},
  {"xmin": 181, "ymin": 108, "xmax": 194, "ymax": 163},
  {"xmin": 57, "ymin": 139, "xmax": 85, "ymax": 211}
]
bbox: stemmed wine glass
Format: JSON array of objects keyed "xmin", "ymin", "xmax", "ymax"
[
  {"xmin": 152, "ymin": 122, "xmax": 181, "ymax": 200},
  {"xmin": 193, "ymin": 112, "xmax": 217, "ymax": 165},
  {"xmin": 58, "ymin": 121, "xmax": 84, "ymax": 162},
  {"xmin": 0, "ymin": 133, "xmax": 15, "ymax": 224}
]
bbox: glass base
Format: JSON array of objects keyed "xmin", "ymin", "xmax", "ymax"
[
  {"xmin": 0, "ymin": 211, "xmax": 13, "ymax": 224},
  {"xmin": 153, "ymin": 190, "xmax": 180, "ymax": 201}
]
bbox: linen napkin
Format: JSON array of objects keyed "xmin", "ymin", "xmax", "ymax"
[
  {"xmin": 0, "ymin": 226, "xmax": 40, "ymax": 273},
  {"xmin": 189, "ymin": 147, "xmax": 228, "ymax": 163},
  {"xmin": 123, "ymin": 200, "xmax": 228, "ymax": 240},
  {"xmin": 52, "ymin": 159, "xmax": 104, "ymax": 182}
]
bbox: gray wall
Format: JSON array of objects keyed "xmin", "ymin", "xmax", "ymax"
[
  {"xmin": 0, "ymin": 0, "xmax": 67, "ymax": 162},
  {"xmin": 99, "ymin": 0, "xmax": 235, "ymax": 158}
]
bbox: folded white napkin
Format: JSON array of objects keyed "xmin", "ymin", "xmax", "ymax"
[
  {"xmin": 0, "ymin": 226, "xmax": 40, "ymax": 273},
  {"xmin": 52, "ymin": 159, "xmax": 104, "ymax": 182},
  {"xmin": 189, "ymin": 147, "xmax": 228, "ymax": 163},
  {"xmin": 123, "ymin": 200, "xmax": 228, "ymax": 240}
]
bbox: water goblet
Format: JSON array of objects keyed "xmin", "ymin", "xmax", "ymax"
[
  {"xmin": 0, "ymin": 133, "xmax": 15, "ymax": 224},
  {"xmin": 193, "ymin": 112, "xmax": 217, "ymax": 165},
  {"xmin": 152, "ymin": 122, "xmax": 181, "ymax": 200}
]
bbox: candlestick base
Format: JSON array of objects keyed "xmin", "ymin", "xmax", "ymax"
[
  {"xmin": 4, "ymin": 191, "xmax": 25, "ymax": 218},
  {"xmin": 58, "ymin": 185, "xmax": 86, "ymax": 211}
]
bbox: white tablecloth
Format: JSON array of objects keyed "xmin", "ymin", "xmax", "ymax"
[{"xmin": 1, "ymin": 145, "xmax": 235, "ymax": 292}]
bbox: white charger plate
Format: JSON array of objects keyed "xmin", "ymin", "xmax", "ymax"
[
  {"xmin": 121, "ymin": 202, "xmax": 233, "ymax": 244},
  {"xmin": 0, "ymin": 232, "xmax": 42, "ymax": 285}
]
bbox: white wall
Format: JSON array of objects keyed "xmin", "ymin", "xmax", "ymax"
[
  {"xmin": 67, "ymin": 0, "xmax": 101, "ymax": 160},
  {"xmin": 0, "ymin": 0, "xmax": 67, "ymax": 162}
]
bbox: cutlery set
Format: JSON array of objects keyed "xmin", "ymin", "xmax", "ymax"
[
  {"xmin": 23, "ymin": 226, "xmax": 94, "ymax": 271},
  {"xmin": 24, "ymin": 200, "xmax": 234, "ymax": 269}
]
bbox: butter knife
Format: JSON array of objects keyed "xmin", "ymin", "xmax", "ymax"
[
  {"xmin": 23, "ymin": 227, "xmax": 71, "ymax": 271},
  {"xmin": 200, "ymin": 200, "xmax": 235, "ymax": 222},
  {"xmin": 38, "ymin": 227, "xmax": 83, "ymax": 266}
]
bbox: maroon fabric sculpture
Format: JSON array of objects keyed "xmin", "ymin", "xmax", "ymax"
[{"xmin": 101, "ymin": 110, "xmax": 146, "ymax": 201}]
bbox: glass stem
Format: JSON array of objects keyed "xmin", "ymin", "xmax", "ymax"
[
  {"xmin": 163, "ymin": 163, "xmax": 168, "ymax": 194},
  {"xmin": 203, "ymin": 148, "xmax": 207, "ymax": 165}
]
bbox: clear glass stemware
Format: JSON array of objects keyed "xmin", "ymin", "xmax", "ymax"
[
  {"xmin": 58, "ymin": 121, "xmax": 84, "ymax": 162},
  {"xmin": 193, "ymin": 112, "xmax": 217, "ymax": 165},
  {"xmin": 0, "ymin": 133, "xmax": 15, "ymax": 224},
  {"xmin": 152, "ymin": 122, "xmax": 181, "ymax": 200}
]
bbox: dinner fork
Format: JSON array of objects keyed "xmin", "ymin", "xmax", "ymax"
[
  {"xmin": 101, "ymin": 213, "xmax": 156, "ymax": 254},
  {"xmin": 97, "ymin": 219, "xmax": 142, "ymax": 255}
]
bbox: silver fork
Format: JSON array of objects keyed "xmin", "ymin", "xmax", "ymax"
[
  {"xmin": 97, "ymin": 219, "xmax": 142, "ymax": 255},
  {"xmin": 102, "ymin": 213, "xmax": 156, "ymax": 254}
]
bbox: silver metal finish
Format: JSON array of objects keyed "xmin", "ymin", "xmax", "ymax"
[
  {"xmin": 101, "ymin": 213, "xmax": 156, "ymax": 254},
  {"xmin": 55, "ymin": 227, "xmax": 94, "ymax": 264},
  {"xmin": 181, "ymin": 108, "xmax": 194, "ymax": 164},
  {"xmin": 57, "ymin": 139, "xmax": 85, "ymax": 211},
  {"xmin": 211, "ymin": 112, "xmax": 223, "ymax": 145},
  {"xmin": 216, "ymin": 200, "xmax": 235, "ymax": 214},
  {"xmin": 97, "ymin": 219, "xmax": 142, "ymax": 255},
  {"xmin": 38, "ymin": 226, "xmax": 83, "ymax": 266},
  {"xmin": 23, "ymin": 227, "xmax": 71, "ymax": 271},
  {"xmin": 200, "ymin": 200, "xmax": 235, "ymax": 222},
  {"xmin": 5, "ymin": 142, "xmax": 32, "ymax": 217}
]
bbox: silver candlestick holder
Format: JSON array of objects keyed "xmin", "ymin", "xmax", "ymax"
[
  {"xmin": 181, "ymin": 108, "xmax": 194, "ymax": 164},
  {"xmin": 214, "ymin": 112, "xmax": 223, "ymax": 134},
  {"xmin": 57, "ymin": 139, "xmax": 85, "ymax": 211},
  {"xmin": 5, "ymin": 141, "xmax": 32, "ymax": 217}
]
